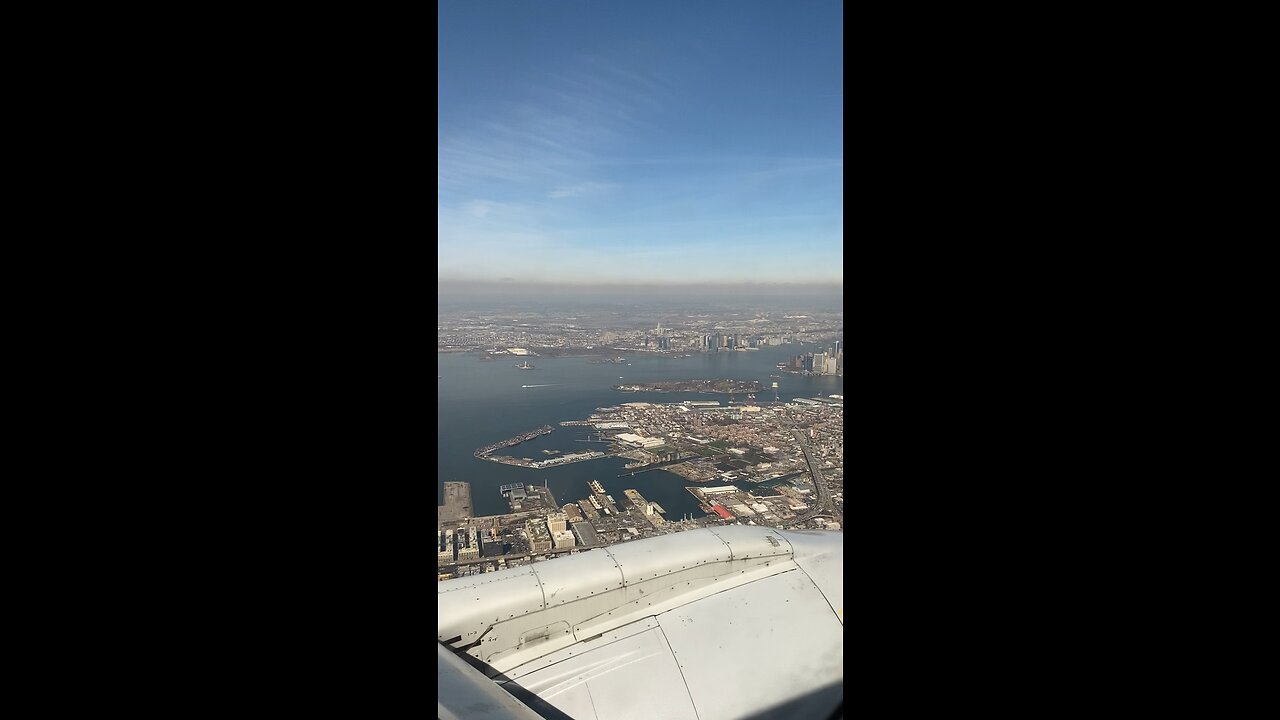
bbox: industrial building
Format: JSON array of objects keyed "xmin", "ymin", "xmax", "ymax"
[
  {"xmin": 438, "ymin": 529, "xmax": 456, "ymax": 563},
  {"xmin": 481, "ymin": 530, "xmax": 505, "ymax": 558},
  {"xmin": 456, "ymin": 527, "xmax": 480, "ymax": 561},
  {"xmin": 500, "ymin": 483, "xmax": 527, "ymax": 500},
  {"xmin": 615, "ymin": 433, "xmax": 664, "ymax": 449},
  {"xmin": 571, "ymin": 521, "xmax": 600, "ymax": 546},
  {"xmin": 547, "ymin": 512, "xmax": 568, "ymax": 534},
  {"xmin": 526, "ymin": 518, "xmax": 552, "ymax": 553},
  {"xmin": 552, "ymin": 530, "xmax": 576, "ymax": 550}
]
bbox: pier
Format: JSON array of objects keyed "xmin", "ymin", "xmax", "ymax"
[
  {"xmin": 437, "ymin": 481, "xmax": 473, "ymax": 524},
  {"xmin": 479, "ymin": 449, "xmax": 608, "ymax": 469},
  {"xmin": 623, "ymin": 489, "xmax": 666, "ymax": 526},
  {"xmin": 617, "ymin": 454, "xmax": 701, "ymax": 476},
  {"xmin": 473, "ymin": 425, "xmax": 553, "ymax": 458}
]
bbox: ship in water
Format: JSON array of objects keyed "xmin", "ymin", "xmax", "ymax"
[{"xmin": 516, "ymin": 361, "xmax": 535, "ymax": 369}]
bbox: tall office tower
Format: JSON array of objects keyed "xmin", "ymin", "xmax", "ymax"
[
  {"xmin": 826, "ymin": 355, "xmax": 837, "ymax": 375},
  {"xmin": 812, "ymin": 352, "xmax": 828, "ymax": 375}
]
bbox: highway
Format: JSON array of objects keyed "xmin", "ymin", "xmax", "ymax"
[{"xmin": 786, "ymin": 428, "xmax": 837, "ymax": 527}]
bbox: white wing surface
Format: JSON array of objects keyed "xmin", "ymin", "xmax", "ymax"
[{"xmin": 438, "ymin": 527, "xmax": 843, "ymax": 720}]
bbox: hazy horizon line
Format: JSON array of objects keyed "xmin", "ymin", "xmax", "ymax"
[{"xmin": 440, "ymin": 279, "xmax": 842, "ymax": 290}]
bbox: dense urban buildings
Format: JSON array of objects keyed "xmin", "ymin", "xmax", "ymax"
[{"xmin": 437, "ymin": 393, "xmax": 843, "ymax": 580}]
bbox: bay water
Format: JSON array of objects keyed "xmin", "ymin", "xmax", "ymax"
[{"xmin": 437, "ymin": 344, "xmax": 843, "ymax": 519}]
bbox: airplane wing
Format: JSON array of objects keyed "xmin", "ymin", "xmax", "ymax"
[{"xmin": 438, "ymin": 526, "xmax": 843, "ymax": 720}]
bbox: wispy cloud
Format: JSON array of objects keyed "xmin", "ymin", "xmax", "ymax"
[
  {"xmin": 439, "ymin": 51, "xmax": 684, "ymax": 196},
  {"xmin": 548, "ymin": 181, "xmax": 617, "ymax": 198},
  {"xmin": 438, "ymin": 46, "xmax": 840, "ymax": 284}
]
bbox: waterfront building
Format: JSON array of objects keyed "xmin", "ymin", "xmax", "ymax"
[
  {"xmin": 552, "ymin": 530, "xmax": 575, "ymax": 550},
  {"xmin": 547, "ymin": 512, "xmax": 568, "ymax": 534},
  {"xmin": 457, "ymin": 527, "xmax": 480, "ymax": 561},
  {"xmin": 439, "ymin": 530, "xmax": 456, "ymax": 563},
  {"xmin": 526, "ymin": 519, "xmax": 552, "ymax": 553}
]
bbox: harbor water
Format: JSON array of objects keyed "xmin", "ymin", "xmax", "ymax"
[{"xmin": 437, "ymin": 345, "xmax": 843, "ymax": 519}]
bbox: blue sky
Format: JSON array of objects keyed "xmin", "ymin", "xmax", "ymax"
[{"xmin": 439, "ymin": 0, "xmax": 843, "ymax": 284}]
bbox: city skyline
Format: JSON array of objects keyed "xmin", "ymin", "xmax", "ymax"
[{"xmin": 438, "ymin": 0, "xmax": 844, "ymax": 284}]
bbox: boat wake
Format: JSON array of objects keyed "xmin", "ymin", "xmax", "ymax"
[{"xmin": 521, "ymin": 384, "xmax": 559, "ymax": 388}]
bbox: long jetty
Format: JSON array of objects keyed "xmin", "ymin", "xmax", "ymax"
[
  {"xmin": 474, "ymin": 425, "xmax": 554, "ymax": 458},
  {"xmin": 618, "ymin": 454, "xmax": 702, "ymax": 476}
]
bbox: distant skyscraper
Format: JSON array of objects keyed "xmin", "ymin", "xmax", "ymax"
[{"xmin": 812, "ymin": 352, "xmax": 828, "ymax": 375}]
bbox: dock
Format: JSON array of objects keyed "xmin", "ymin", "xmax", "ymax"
[
  {"xmin": 437, "ymin": 481, "xmax": 473, "ymax": 524},
  {"xmin": 473, "ymin": 425, "xmax": 553, "ymax": 458},
  {"xmin": 623, "ymin": 488, "xmax": 665, "ymax": 525},
  {"xmin": 617, "ymin": 453, "xmax": 699, "ymax": 476}
]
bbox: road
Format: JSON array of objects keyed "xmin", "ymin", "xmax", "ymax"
[{"xmin": 786, "ymin": 428, "xmax": 837, "ymax": 527}]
